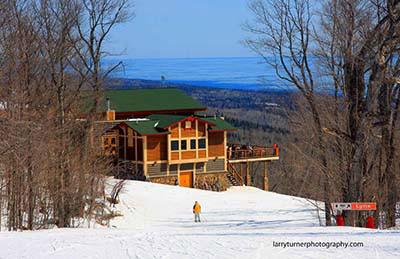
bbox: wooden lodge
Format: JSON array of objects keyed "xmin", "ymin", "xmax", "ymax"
[{"xmin": 99, "ymin": 88, "xmax": 279, "ymax": 191}]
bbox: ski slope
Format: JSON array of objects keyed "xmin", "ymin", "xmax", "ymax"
[{"xmin": 0, "ymin": 180, "xmax": 399, "ymax": 259}]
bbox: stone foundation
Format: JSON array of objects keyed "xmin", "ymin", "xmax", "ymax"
[
  {"xmin": 147, "ymin": 171, "xmax": 231, "ymax": 191},
  {"xmin": 148, "ymin": 175, "xmax": 178, "ymax": 186},
  {"xmin": 195, "ymin": 171, "xmax": 230, "ymax": 192}
]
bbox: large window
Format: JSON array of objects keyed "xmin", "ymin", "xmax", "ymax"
[
  {"xmin": 181, "ymin": 139, "xmax": 187, "ymax": 150},
  {"xmin": 171, "ymin": 138, "xmax": 205, "ymax": 151},
  {"xmin": 190, "ymin": 139, "xmax": 196, "ymax": 150},
  {"xmin": 171, "ymin": 140, "xmax": 179, "ymax": 151},
  {"xmin": 198, "ymin": 139, "xmax": 206, "ymax": 149}
]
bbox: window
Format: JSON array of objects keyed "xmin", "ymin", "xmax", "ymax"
[
  {"xmin": 111, "ymin": 137, "xmax": 116, "ymax": 145},
  {"xmin": 171, "ymin": 140, "xmax": 179, "ymax": 151},
  {"xmin": 190, "ymin": 139, "xmax": 196, "ymax": 150},
  {"xmin": 198, "ymin": 139, "xmax": 206, "ymax": 149},
  {"xmin": 185, "ymin": 121, "xmax": 192, "ymax": 129},
  {"xmin": 181, "ymin": 140, "xmax": 187, "ymax": 150},
  {"xmin": 103, "ymin": 138, "xmax": 109, "ymax": 145}
]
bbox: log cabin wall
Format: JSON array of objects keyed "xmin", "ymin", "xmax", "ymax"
[
  {"xmin": 112, "ymin": 124, "xmax": 144, "ymax": 161},
  {"xmin": 206, "ymin": 159, "xmax": 225, "ymax": 172},
  {"xmin": 169, "ymin": 164, "xmax": 178, "ymax": 176},
  {"xmin": 125, "ymin": 138, "xmax": 144, "ymax": 161},
  {"xmin": 171, "ymin": 152, "xmax": 179, "ymax": 160},
  {"xmin": 125, "ymin": 128, "xmax": 144, "ymax": 161},
  {"xmin": 198, "ymin": 150, "xmax": 207, "ymax": 158},
  {"xmin": 146, "ymin": 135, "xmax": 167, "ymax": 161},
  {"xmin": 147, "ymin": 163, "xmax": 168, "ymax": 177},
  {"xmin": 182, "ymin": 151, "xmax": 196, "ymax": 159},
  {"xmin": 144, "ymin": 120, "xmax": 227, "ymax": 175},
  {"xmin": 180, "ymin": 163, "xmax": 194, "ymax": 171},
  {"xmin": 170, "ymin": 124, "xmax": 179, "ymax": 138},
  {"xmin": 136, "ymin": 139, "xmax": 143, "ymax": 161},
  {"xmin": 110, "ymin": 117, "xmax": 230, "ymax": 183},
  {"xmin": 195, "ymin": 162, "xmax": 205, "ymax": 173},
  {"xmin": 168, "ymin": 120, "xmax": 208, "ymax": 164},
  {"xmin": 208, "ymin": 132, "xmax": 225, "ymax": 158},
  {"xmin": 198, "ymin": 123, "xmax": 206, "ymax": 137},
  {"xmin": 181, "ymin": 120, "xmax": 196, "ymax": 138}
]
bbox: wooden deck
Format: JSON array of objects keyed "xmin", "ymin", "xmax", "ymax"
[{"xmin": 227, "ymin": 145, "xmax": 279, "ymax": 163}]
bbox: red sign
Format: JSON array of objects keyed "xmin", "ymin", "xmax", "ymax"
[{"xmin": 351, "ymin": 203, "xmax": 376, "ymax": 210}]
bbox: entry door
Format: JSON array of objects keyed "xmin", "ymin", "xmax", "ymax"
[{"xmin": 179, "ymin": 171, "xmax": 193, "ymax": 188}]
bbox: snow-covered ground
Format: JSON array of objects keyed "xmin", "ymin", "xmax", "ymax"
[{"xmin": 0, "ymin": 180, "xmax": 399, "ymax": 259}]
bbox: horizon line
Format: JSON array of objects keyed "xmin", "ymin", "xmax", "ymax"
[{"xmin": 105, "ymin": 55, "xmax": 260, "ymax": 60}]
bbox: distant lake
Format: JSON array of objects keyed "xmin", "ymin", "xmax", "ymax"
[{"xmin": 104, "ymin": 57, "xmax": 293, "ymax": 91}]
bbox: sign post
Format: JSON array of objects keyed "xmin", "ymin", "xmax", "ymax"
[
  {"xmin": 331, "ymin": 202, "xmax": 376, "ymax": 213},
  {"xmin": 350, "ymin": 203, "xmax": 376, "ymax": 210},
  {"xmin": 331, "ymin": 202, "xmax": 376, "ymax": 227}
]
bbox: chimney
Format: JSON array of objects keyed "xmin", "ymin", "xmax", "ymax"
[
  {"xmin": 106, "ymin": 97, "xmax": 115, "ymax": 121},
  {"xmin": 106, "ymin": 97, "xmax": 111, "ymax": 111}
]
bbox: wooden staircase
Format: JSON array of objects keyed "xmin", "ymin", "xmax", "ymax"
[{"xmin": 227, "ymin": 162, "xmax": 243, "ymax": 186}]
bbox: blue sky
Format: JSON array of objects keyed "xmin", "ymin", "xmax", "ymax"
[{"xmin": 107, "ymin": 0, "xmax": 254, "ymax": 59}]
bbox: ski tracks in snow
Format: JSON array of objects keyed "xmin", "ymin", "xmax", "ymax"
[{"xmin": 1, "ymin": 181, "xmax": 400, "ymax": 258}]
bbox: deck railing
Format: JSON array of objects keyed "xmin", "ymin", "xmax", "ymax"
[{"xmin": 227, "ymin": 145, "xmax": 279, "ymax": 160}]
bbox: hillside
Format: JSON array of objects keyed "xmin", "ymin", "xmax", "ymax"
[{"xmin": 0, "ymin": 180, "xmax": 399, "ymax": 258}]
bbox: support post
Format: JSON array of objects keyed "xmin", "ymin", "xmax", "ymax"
[
  {"xmin": 167, "ymin": 127, "xmax": 171, "ymax": 166},
  {"xmin": 240, "ymin": 163, "xmax": 243, "ymax": 185},
  {"xmin": 135, "ymin": 132, "xmax": 138, "ymax": 172},
  {"xmin": 178, "ymin": 122, "xmax": 182, "ymax": 160},
  {"xmin": 195, "ymin": 120, "xmax": 199, "ymax": 159},
  {"xmin": 205, "ymin": 123, "xmax": 208, "ymax": 158},
  {"xmin": 124, "ymin": 128, "xmax": 127, "ymax": 160},
  {"xmin": 193, "ymin": 162, "xmax": 196, "ymax": 188},
  {"xmin": 246, "ymin": 162, "xmax": 250, "ymax": 186},
  {"xmin": 143, "ymin": 136, "xmax": 147, "ymax": 177},
  {"xmin": 263, "ymin": 161, "xmax": 269, "ymax": 191},
  {"xmin": 224, "ymin": 131, "xmax": 227, "ymax": 172},
  {"xmin": 121, "ymin": 127, "xmax": 127, "ymax": 160}
]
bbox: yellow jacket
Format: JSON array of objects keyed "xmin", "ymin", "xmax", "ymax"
[{"xmin": 193, "ymin": 202, "xmax": 201, "ymax": 214}]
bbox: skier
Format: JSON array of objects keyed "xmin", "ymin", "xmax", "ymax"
[{"xmin": 193, "ymin": 201, "xmax": 201, "ymax": 222}]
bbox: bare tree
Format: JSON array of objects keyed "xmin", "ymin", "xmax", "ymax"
[
  {"xmin": 0, "ymin": 0, "xmax": 132, "ymax": 230},
  {"xmin": 244, "ymin": 0, "xmax": 334, "ymax": 225},
  {"xmin": 72, "ymin": 0, "xmax": 133, "ymax": 112},
  {"xmin": 245, "ymin": 0, "xmax": 400, "ymax": 227}
]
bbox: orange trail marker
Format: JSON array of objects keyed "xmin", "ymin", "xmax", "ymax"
[{"xmin": 351, "ymin": 203, "xmax": 376, "ymax": 210}]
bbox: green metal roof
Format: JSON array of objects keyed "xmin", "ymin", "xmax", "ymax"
[
  {"xmin": 121, "ymin": 114, "xmax": 235, "ymax": 135},
  {"xmin": 103, "ymin": 88, "xmax": 206, "ymax": 113},
  {"xmin": 200, "ymin": 117, "xmax": 236, "ymax": 131},
  {"xmin": 146, "ymin": 114, "xmax": 188, "ymax": 129},
  {"xmin": 123, "ymin": 120, "xmax": 169, "ymax": 135}
]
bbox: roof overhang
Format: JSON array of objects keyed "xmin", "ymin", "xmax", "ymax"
[
  {"xmin": 116, "ymin": 121, "xmax": 169, "ymax": 136},
  {"xmin": 113, "ymin": 108, "xmax": 207, "ymax": 117},
  {"xmin": 162, "ymin": 115, "xmax": 216, "ymax": 129},
  {"xmin": 208, "ymin": 129, "xmax": 237, "ymax": 132}
]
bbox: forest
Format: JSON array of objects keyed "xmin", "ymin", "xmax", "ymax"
[
  {"xmin": 243, "ymin": 0, "xmax": 400, "ymax": 228},
  {"xmin": 0, "ymin": 0, "xmax": 131, "ymax": 230},
  {"xmin": 1, "ymin": 0, "xmax": 400, "ymax": 232}
]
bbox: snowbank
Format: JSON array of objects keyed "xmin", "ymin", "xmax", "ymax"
[{"xmin": 0, "ymin": 180, "xmax": 399, "ymax": 259}]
